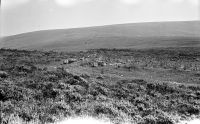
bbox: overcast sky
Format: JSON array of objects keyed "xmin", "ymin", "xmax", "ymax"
[{"xmin": 0, "ymin": 0, "xmax": 199, "ymax": 36}]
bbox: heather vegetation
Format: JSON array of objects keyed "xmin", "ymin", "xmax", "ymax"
[{"xmin": 0, "ymin": 48, "xmax": 200, "ymax": 124}]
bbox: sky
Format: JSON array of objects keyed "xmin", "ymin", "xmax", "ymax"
[{"xmin": 0, "ymin": 0, "xmax": 200, "ymax": 36}]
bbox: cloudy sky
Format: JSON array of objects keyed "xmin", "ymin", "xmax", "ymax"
[{"xmin": 0, "ymin": 0, "xmax": 199, "ymax": 36}]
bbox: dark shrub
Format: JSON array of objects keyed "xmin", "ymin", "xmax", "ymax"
[
  {"xmin": 0, "ymin": 89, "xmax": 8, "ymax": 101},
  {"xmin": 177, "ymin": 104, "xmax": 199, "ymax": 115},
  {"xmin": 142, "ymin": 115, "xmax": 157, "ymax": 124},
  {"xmin": 156, "ymin": 116, "xmax": 174, "ymax": 124},
  {"xmin": 18, "ymin": 112, "xmax": 33, "ymax": 122},
  {"xmin": 65, "ymin": 92, "xmax": 83, "ymax": 103},
  {"xmin": 94, "ymin": 104, "xmax": 117, "ymax": 117},
  {"xmin": 132, "ymin": 79, "xmax": 147, "ymax": 85}
]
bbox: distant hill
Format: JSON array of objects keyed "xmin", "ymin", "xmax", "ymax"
[{"xmin": 1, "ymin": 21, "xmax": 200, "ymax": 51}]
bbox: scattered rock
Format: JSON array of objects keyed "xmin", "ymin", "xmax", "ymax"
[
  {"xmin": 80, "ymin": 73, "xmax": 90, "ymax": 79},
  {"xmin": 63, "ymin": 59, "xmax": 69, "ymax": 64},
  {"xmin": 90, "ymin": 61, "xmax": 106, "ymax": 67},
  {"xmin": 110, "ymin": 63, "xmax": 122, "ymax": 68},
  {"xmin": 68, "ymin": 58, "xmax": 77, "ymax": 64},
  {"xmin": 91, "ymin": 62, "xmax": 98, "ymax": 67},
  {"xmin": 80, "ymin": 57, "xmax": 85, "ymax": 61},
  {"xmin": 0, "ymin": 71, "xmax": 9, "ymax": 78},
  {"xmin": 97, "ymin": 61, "xmax": 106, "ymax": 67},
  {"xmin": 63, "ymin": 58, "xmax": 77, "ymax": 64},
  {"xmin": 96, "ymin": 75, "xmax": 104, "ymax": 80}
]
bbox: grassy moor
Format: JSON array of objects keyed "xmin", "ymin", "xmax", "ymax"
[{"xmin": 0, "ymin": 47, "xmax": 200, "ymax": 124}]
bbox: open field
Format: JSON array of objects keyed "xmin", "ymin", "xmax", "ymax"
[
  {"xmin": 1, "ymin": 21, "xmax": 200, "ymax": 51},
  {"xmin": 0, "ymin": 47, "xmax": 200, "ymax": 124}
]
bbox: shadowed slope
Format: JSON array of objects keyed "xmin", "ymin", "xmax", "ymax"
[{"xmin": 1, "ymin": 21, "xmax": 200, "ymax": 51}]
